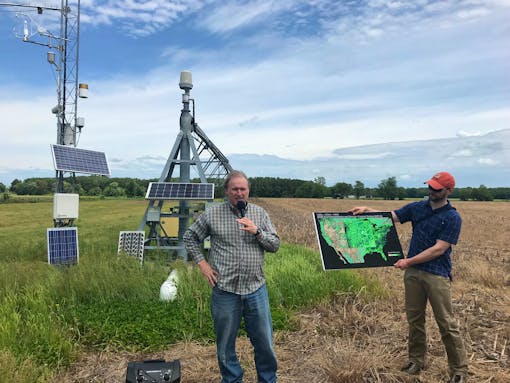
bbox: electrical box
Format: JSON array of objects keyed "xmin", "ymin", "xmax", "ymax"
[
  {"xmin": 147, "ymin": 207, "xmax": 161, "ymax": 222},
  {"xmin": 53, "ymin": 193, "xmax": 79, "ymax": 219}
]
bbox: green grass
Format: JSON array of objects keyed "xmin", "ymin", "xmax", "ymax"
[{"xmin": 0, "ymin": 199, "xmax": 386, "ymax": 383}]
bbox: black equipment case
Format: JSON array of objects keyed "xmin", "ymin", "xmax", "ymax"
[{"xmin": 125, "ymin": 359, "xmax": 180, "ymax": 383}]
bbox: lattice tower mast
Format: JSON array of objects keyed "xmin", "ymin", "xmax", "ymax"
[
  {"xmin": 3, "ymin": 1, "xmax": 83, "ymax": 193},
  {"xmin": 53, "ymin": 0, "xmax": 82, "ymax": 193}
]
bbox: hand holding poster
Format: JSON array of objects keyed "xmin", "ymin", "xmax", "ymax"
[{"xmin": 313, "ymin": 212, "xmax": 404, "ymax": 270}]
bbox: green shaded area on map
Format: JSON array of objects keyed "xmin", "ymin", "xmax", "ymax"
[{"xmin": 318, "ymin": 216, "xmax": 393, "ymax": 264}]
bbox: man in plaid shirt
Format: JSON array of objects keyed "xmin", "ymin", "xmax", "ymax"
[{"xmin": 184, "ymin": 170, "xmax": 280, "ymax": 383}]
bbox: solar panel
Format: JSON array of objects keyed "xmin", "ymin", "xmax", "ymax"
[
  {"xmin": 51, "ymin": 144, "xmax": 111, "ymax": 176},
  {"xmin": 145, "ymin": 182, "xmax": 214, "ymax": 200},
  {"xmin": 118, "ymin": 231, "xmax": 145, "ymax": 262},
  {"xmin": 47, "ymin": 227, "xmax": 79, "ymax": 265}
]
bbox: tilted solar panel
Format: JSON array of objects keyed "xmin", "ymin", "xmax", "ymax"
[
  {"xmin": 47, "ymin": 227, "xmax": 79, "ymax": 265},
  {"xmin": 145, "ymin": 182, "xmax": 215, "ymax": 200},
  {"xmin": 51, "ymin": 144, "xmax": 111, "ymax": 176}
]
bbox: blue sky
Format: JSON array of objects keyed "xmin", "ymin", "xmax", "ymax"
[{"xmin": 0, "ymin": 0, "xmax": 509, "ymax": 187}]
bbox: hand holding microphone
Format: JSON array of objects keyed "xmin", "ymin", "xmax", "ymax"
[{"xmin": 235, "ymin": 200, "xmax": 259, "ymax": 235}]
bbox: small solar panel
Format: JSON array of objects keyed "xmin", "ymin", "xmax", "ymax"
[
  {"xmin": 118, "ymin": 231, "xmax": 145, "ymax": 262},
  {"xmin": 145, "ymin": 182, "xmax": 214, "ymax": 200},
  {"xmin": 47, "ymin": 227, "xmax": 79, "ymax": 265},
  {"xmin": 51, "ymin": 144, "xmax": 111, "ymax": 176}
]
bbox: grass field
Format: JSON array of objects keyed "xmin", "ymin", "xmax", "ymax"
[
  {"xmin": 0, "ymin": 198, "xmax": 383, "ymax": 382},
  {"xmin": 0, "ymin": 198, "xmax": 508, "ymax": 382},
  {"xmin": 257, "ymin": 198, "xmax": 510, "ymax": 382}
]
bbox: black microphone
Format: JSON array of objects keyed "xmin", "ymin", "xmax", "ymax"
[{"xmin": 236, "ymin": 200, "xmax": 247, "ymax": 217}]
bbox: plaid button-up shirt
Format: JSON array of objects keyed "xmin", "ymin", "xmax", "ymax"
[{"xmin": 183, "ymin": 201, "xmax": 280, "ymax": 295}]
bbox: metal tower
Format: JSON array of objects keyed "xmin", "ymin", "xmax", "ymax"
[
  {"xmin": 52, "ymin": 0, "xmax": 84, "ymax": 194},
  {"xmin": 4, "ymin": 0, "xmax": 85, "ymax": 193},
  {"xmin": 138, "ymin": 71, "xmax": 233, "ymax": 260}
]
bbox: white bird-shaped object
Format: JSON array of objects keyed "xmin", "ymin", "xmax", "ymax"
[{"xmin": 159, "ymin": 269, "xmax": 179, "ymax": 301}]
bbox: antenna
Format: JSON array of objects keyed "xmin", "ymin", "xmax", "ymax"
[
  {"xmin": 137, "ymin": 71, "xmax": 233, "ymax": 260},
  {"xmin": 179, "ymin": 70, "xmax": 193, "ymax": 91}
]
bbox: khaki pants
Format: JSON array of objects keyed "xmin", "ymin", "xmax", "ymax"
[{"xmin": 404, "ymin": 267, "xmax": 468, "ymax": 375}]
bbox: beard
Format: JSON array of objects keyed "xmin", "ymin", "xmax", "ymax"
[{"xmin": 428, "ymin": 192, "xmax": 446, "ymax": 203}]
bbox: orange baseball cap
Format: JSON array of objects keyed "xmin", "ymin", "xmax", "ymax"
[{"xmin": 425, "ymin": 171, "xmax": 455, "ymax": 190}]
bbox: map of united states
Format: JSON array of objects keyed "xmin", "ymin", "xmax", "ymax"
[{"xmin": 319, "ymin": 216, "xmax": 394, "ymax": 264}]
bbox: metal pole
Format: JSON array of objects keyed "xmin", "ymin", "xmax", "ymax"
[{"xmin": 177, "ymin": 89, "xmax": 192, "ymax": 259}]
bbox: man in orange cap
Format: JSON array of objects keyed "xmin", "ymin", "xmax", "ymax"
[{"xmin": 349, "ymin": 171, "xmax": 468, "ymax": 383}]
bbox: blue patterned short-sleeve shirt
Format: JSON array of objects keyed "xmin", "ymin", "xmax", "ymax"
[{"xmin": 394, "ymin": 200, "xmax": 461, "ymax": 279}]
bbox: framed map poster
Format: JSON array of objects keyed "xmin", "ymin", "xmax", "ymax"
[{"xmin": 313, "ymin": 212, "xmax": 404, "ymax": 270}]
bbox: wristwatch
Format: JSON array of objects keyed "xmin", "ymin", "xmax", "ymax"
[{"xmin": 254, "ymin": 228, "xmax": 261, "ymax": 237}]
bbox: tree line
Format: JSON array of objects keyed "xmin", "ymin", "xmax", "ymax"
[{"xmin": 1, "ymin": 176, "xmax": 508, "ymax": 201}]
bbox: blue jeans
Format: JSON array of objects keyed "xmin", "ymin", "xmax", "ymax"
[{"xmin": 211, "ymin": 284, "xmax": 277, "ymax": 383}]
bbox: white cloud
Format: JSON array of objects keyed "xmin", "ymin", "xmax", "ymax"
[
  {"xmin": 334, "ymin": 152, "xmax": 394, "ymax": 160},
  {"xmin": 450, "ymin": 149, "xmax": 474, "ymax": 157},
  {"xmin": 478, "ymin": 158, "xmax": 499, "ymax": 165},
  {"xmin": 456, "ymin": 131, "xmax": 483, "ymax": 137},
  {"xmin": 80, "ymin": 0, "xmax": 201, "ymax": 36},
  {"xmin": 200, "ymin": 0, "xmax": 278, "ymax": 33}
]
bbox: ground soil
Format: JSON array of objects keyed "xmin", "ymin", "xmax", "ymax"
[{"xmin": 59, "ymin": 199, "xmax": 509, "ymax": 382}]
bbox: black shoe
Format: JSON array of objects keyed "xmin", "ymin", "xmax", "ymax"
[
  {"xmin": 400, "ymin": 361, "xmax": 422, "ymax": 375},
  {"xmin": 450, "ymin": 373, "xmax": 466, "ymax": 383}
]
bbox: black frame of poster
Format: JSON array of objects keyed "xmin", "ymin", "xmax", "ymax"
[{"xmin": 313, "ymin": 211, "xmax": 404, "ymax": 270}]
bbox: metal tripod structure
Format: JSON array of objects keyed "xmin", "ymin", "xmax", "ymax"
[
  {"xmin": 3, "ymin": 0, "xmax": 84, "ymax": 194},
  {"xmin": 138, "ymin": 71, "xmax": 233, "ymax": 260}
]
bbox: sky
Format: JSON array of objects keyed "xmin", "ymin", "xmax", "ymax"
[{"xmin": 0, "ymin": 0, "xmax": 509, "ymax": 187}]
